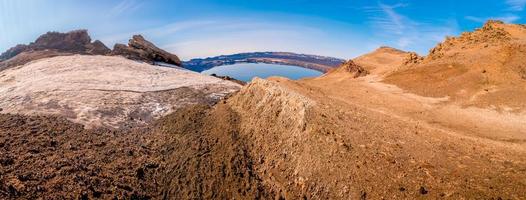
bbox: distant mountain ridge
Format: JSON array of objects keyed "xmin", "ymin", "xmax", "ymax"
[{"xmin": 183, "ymin": 52, "xmax": 346, "ymax": 72}]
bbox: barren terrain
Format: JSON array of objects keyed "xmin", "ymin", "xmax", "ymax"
[{"xmin": 2, "ymin": 21, "xmax": 526, "ymax": 199}]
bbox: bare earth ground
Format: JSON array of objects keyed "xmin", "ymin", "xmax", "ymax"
[{"xmin": 1, "ymin": 75, "xmax": 525, "ymax": 199}]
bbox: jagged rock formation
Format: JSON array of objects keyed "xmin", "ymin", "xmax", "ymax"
[
  {"xmin": 329, "ymin": 60, "xmax": 369, "ymax": 78},
  {"xmin": 402, "ymin": 52, "xmax": 423, "ymax": 65},
  {"xmin": 0, "ymin": 55, "xmax": 240, "ymax": 128},
  {"xmin": 385, "ymin": 20, "xmax": 526, "ymax": 110},
  {"xmin": 0, "ymin": 30, "xmax": 183, "ymax": 71},
  {"xmin": 0, "ymin": 30, "xmax": 110, "ymax": 70},
  {"xmin": 111, "ymin": 35, "xmax": 182, "ymax": 66}
]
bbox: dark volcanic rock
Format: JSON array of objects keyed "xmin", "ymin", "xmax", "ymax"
[
  {"xmin": 0, "ymin": 44, "xmax": 29, "ymax": 61},
  {"xmin": 0, "ymin": 30, "xmax": 110, "ymax": 70},
  {"xmin": 111, "ymin": 35, "xmax": 182, "ymax": 66},
  {"xmin": 31, "ymin": 30, "xmax": 92, "ymax": 52},
  {"xmin": 85, "ymin": 40, "xmax": 111, "ymax": 55},
  {"xmin": 335, "ymin": 60, "xmax": 369, "ymax": 78}
]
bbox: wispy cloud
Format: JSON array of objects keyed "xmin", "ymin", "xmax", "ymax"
[
  {"xmin": 98, "ymin": 20, "xmax": 218, "ymax": 46},
  {"xmin": 465, "ymin": 14, "xmax": 520, "ymax": 23},
  {"xmin": 365, "ymin": 2, "xmax": 458, "ymax": 54},
  {"xmin": 506, "ymin": 0, "xmax": 526, "ymax": 11},
  {"xmin": 98, "ymin": 18, "xmax": 355, "ymax": 60},
  {"xmin": 108, "ymin": 0, "xmax": 142, "ymax": 17}
]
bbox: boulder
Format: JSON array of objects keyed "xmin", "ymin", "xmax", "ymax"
[{"xmin": 111, "ymin": 35, "xmax": 182, "ymax": 66}]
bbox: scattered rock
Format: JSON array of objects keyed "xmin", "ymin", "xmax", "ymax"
[{"xmin": 403, "ymin": 52, "xmax": 423, "ymax": 65}]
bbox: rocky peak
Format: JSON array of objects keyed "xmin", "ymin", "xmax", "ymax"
[
  {"xmin": 0, "ymin": 30, "xmax": 110, "ymax": 62},
  {"xmin": 31, "ymin": 30, "xmax": 92, "ymax": 51},
  {"xmin": 375, "ymin": 46, "xmax": 407, "ymax": 54},
  {"xmin": 111, "ymin": 35, "xmax": 182, "ymax": 66}
]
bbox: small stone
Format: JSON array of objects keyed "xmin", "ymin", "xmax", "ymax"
[
  {"xmin": 419, "ymin": 186, "xmax": 428, "ymax": 195},
  {"xmin": 136, "ymin": 167, "xmax": 145, "ymax": 180},
  {"xmin": 145, "ymin": 163, "xmax": 159, "ymax": 169}
]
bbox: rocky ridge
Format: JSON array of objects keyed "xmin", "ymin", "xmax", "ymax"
[
  {"xmin": 385, "ymin": 20, "xmax": 526, "ymax": 110},
  {"xmin": 0, "ymin": 30, "xmax": 110, "ymax": 70},
  {"xmin": 0, "ymin": 30, "xmax": 182, "ymax": 71}
]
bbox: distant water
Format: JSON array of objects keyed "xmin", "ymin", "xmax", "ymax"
[{"xmin": 201, "ymin": 63, "xmax": 323, "ymax": 82}]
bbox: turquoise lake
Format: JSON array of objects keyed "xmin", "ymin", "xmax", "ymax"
[{"xmin": 201, "ymin": 63, "xmax": 323, "ymax": 82}]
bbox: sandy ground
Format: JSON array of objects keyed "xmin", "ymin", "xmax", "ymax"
[
  {"xmin": 0, "ymin": 55, "xmax": 241, "ymax": 128},
  {"xmin": 1, "ymin": 67, "xmax": 525, "ymax": 199}
]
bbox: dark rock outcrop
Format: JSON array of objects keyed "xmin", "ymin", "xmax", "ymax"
[
  {"xmin": 0, "ymin": 30, "xmax": 110, "ymax": 70},
  {"xmin": 0, "ymin": 44, "xmax": 29, "ymax": 61},
  {"xmin": 335, "ymin": 60, "xmax": 369, "ymax": 78},
  {"xmin": 86, "ymin": 40, "xmax": 112, "ymax": 55},
  {"xmin": 111, "ymin": 35, "xmax": 182, "ymax": 66},
  {"xmin": 210, "ymin": 74, "xmax": 246, "ymax": 85}
]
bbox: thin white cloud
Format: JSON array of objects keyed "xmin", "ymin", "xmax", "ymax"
[
  {"xmin": 97, "ymin": 17, "xmax": 369, "ymax": 60},
  {"xmin": 108, "ymin": 0, "xmax": 142, "ymax": 17},
  {"xmin": 98, "ymin": 20, "xmax": 218, "ymax": 46},
  {"xmin": 365, "ymin": 2, "xmax": 459, "ymax": 54},
  {"xmin": 506, "ymin": 0, "xmax": 526, "ymax": 11},
  {"xmin": 465, "ymin": 15, "xmax": 520, "ymax": 23}
]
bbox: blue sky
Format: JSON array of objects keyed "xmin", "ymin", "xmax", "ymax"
[{"xmin": 1, "ymin": 0, "xmax": 525, "ymax": 60}]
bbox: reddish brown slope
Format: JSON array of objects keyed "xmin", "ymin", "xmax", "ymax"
[{"xmin": 384, "ymin": 20, "xmax": 526, "ymax": 110}]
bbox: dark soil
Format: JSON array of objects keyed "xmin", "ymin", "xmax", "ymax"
[
  {"xmin": 0, "ymin": 114, "xmax": 163, "ymax": 199},
  {"xmin": 0, "ymin": 103, "xmax": 274, "ymax": 199}
]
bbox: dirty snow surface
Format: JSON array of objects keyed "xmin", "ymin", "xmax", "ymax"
[{"xmin": 0, "ymin": 55, "xmax": 241, "ymax": 128}]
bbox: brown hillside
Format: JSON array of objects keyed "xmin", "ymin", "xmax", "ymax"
[
  {"xmin": 353, "ymin": 46, "xmax": 417, "ymax": 76},
  {"xmin": 385, "ymin": 20, "xmax": 526, "ymax": 110}
]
